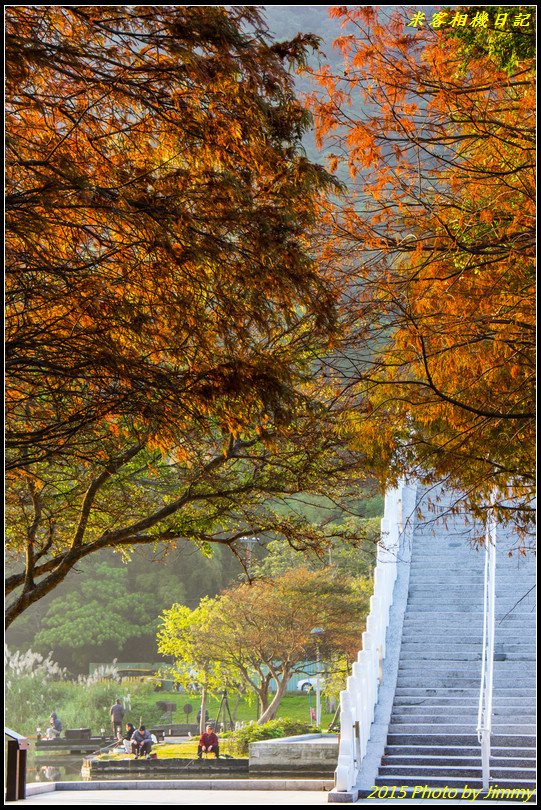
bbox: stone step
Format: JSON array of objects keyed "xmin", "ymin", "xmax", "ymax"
[
  {"xmin": 410, "ymin": 553, "xmax": 534, "ymax": 560},
  {"xmin": 402, "ymin": 615, "xmax": 536, "ymax": 623},
  {"xmin": 392, "ymin": 706, "xmax": 536, "ymax": 717},
  {"xmin": 406, "ymin": 606, "xmax": 533, "ymax": 613},
  {"xmin": 399, "ymin": 642, "xmax": 534, "ymax": 649},
  {"xmin": 395, "ymin": 677, "xmax": 536, "ymax": 688},
  {"xmin": 407, "ymin": 583, "xmax": 536, "ymax": 590},
  {"xmin": 391, "ymin": 699, "xmax": 536, "ymax": 710},
  {"xmin": 378, "ymin": 764, "xmax": 536, "ymax": 780},
  {"xmin": 399, "ymin": 652, "xmax": 535, "ymax": 661},
  {"xmin": 383, "ymin": 756, "xmax": 482, "ymax": 767},
  {"xmin": 409, "ymin": 568, "xmax": 535, "ymax": 574},
  {"xmin": 406, "ymin": 583, "xmax": 535, "ymax": 589},
  {"xmin": 398, "ymin": 656, "xmax": 535, "ymax": 664},
  {"xmin": 400, "ymin": 631, "xmax": 536, "ymax": 640},
  {"xmin": 395, "ymin": 682, "xmax": 537, "ymax": 692},
  {"xmin": 402, "ymin": 620, "xmax": 536, "ymax": 628},
  {"xmin": 398, "ymin": 658, "xmax": 533, "ymax": 666},
  {"xmin": 398, "ymin": 647, "xmax": 535, "ymax": 654},
  {"xmin": 384, "ymin": 745, "xmax": 536, "ymax": 759},
  {"xmin": 379, "ymin": 766, "xmax": 484, "ymax": 779},
  {"xmin": 403, "ymin": 604, "xmax": 534, "ymax": 612},
  {"xmin": 395, "ymin": 683, "xmax": 536, "ymax": 699},
  {"xmin": 387, "ymin": 724, "xmax": 537, "ymax": 735},
  {"xmin": 399, "ymin": 635, "xmax": 535, "ymax": 642},
  {"xmin": 405, "ymin": 599, "xmax": 535, "ymax": 608},
  {"xmin": 391, "ymin": 713, "xmax": 536, "ymax": 724},
  {"xmin": 406, "ymin": 594, "xmax": 536, "ymax": 601},
  {"xmin": 408, "ymin": 569, "xmax": 535, "ymax": 579},
  {"xmin": 375, "ymin": 776, "xmax": 536, "ymax": 784},
  {"xmin": 410, "ymin": 560, "xmax": 535, "ymax": 566},
  {"xmin": 408, "ymin": 567, "xmax": 536, "ymax": 574},
  {"xmin": 386, "ymin": 734, "xmax": 536, "ymax": 747},
  {"xmin": 393, "ymin": 687, "xmax": 536, "ymax": 696}
]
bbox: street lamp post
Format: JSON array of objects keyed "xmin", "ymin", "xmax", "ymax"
[
  {"xmin": 241, "ymin": 535, "xmax": 258, "ymax": 574},
  {"xmin": 310, "ymin": 627, "xmax": 325, "ymax": 728}
]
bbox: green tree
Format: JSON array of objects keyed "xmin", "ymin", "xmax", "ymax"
[
  {"xmin": 444, "ymin": 6, "xmax": 536, "ymax": 72},
  {"xmin": 6, "ymin": 541, "xmax": 244, "ymax": 672},
  {"xmin": 156, "ymin": 600, "xmax": 238, "ymax": 733},
  {"xmin": 254, "ymin": 517, "xmax": 379, "ymax": 579},
  {"xmin": 31, "ymin": 560, "xmax": 185, "ymax": 669}
]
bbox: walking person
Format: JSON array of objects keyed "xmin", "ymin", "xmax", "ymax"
[{"xmin": 110, "ymin": 698, "xmax": 125, "ymax": 739}]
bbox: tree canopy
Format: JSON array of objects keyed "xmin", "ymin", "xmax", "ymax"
[
  {"xmin": 158, "ymin": 567, "xmax": 370, "ymax": 723},
  {"xmin": 6, "ymin": 5, "xmax": 339, "ymax": 469},
  {"xmin": 309, "ymin": 6, "xmax": 535, "ymax": 534},
  {"xmin": 5, "ymin": 5, "xmax": 370, "ymax": 625}
]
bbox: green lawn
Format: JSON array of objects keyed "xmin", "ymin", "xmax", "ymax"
[
  {"xmin": 99, "ymin": 740, "xmax": 241, "ymax": 760},
  {"xmin": 142, "ymin": 691, "xmax": 335, "ymax": 728}
]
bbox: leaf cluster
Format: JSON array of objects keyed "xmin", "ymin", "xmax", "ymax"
[{"xmin": 309, "ymin": 6, "xmax": 535, "ymax": 533}]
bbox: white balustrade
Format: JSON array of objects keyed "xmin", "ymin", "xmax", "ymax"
[
  {"xmin": 333, "ymin": 480, "xmax": 417, "ymax": 794},
  {"xmin": 477, "ymin": 511, "xmax": 497, "ymax": 791}
]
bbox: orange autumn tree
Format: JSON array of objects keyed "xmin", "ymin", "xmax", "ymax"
[
  {"xmin": 309, "ymin": 6, "xmax": 535, "ymax": 533},
  {"xmin": 5, "ymin": 7, "xmax": 370, "ymax": 625},
  {"xmin": 6, "ymin": 5, "xmax": 338, "ymax": 470}
]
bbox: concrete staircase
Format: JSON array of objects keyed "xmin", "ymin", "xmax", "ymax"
[{"xmin": 374, "ymin": 488, "xmax": 536, "ymax": 793}]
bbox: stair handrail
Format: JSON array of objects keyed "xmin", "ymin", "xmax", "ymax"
[
  {"xmin": 477, "ymin": 511, "xmax": 497, "ymax": 791},
  {"xmin": 334, "ymin": 480, "xmax": 417, "ymax": 794}
]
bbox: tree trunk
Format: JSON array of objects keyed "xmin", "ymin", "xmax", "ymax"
[
  {"xmin": 199, "ymin": 683, "xmax": 207, "ymax": 735},
  {"xmin": 257, "ymin": 672, "xmax": 291, "ymax": 724},
  {"xmin": 257, "ymin": 673, "xmax": 271, "ymax": 716},
  {"xmin": 231, "ymin": 693, "xmax": 242, "ymax": 725}
]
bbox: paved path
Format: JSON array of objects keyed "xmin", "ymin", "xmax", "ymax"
[
  {"xmin": 8, "ymin": 788, "xmax": 528, "ymax": 805},
  {"xmin": 9, "ymin": 789, "xmax": 329, "ymax": 805}
]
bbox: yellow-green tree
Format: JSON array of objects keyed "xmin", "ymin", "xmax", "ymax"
[{"xmin": 158, "ymin": 568, "xmax": 370, "ymax": 723}]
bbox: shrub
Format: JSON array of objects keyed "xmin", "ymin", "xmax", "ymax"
[
  {"xmin": 4, "ymin": 646, "xmax": 159, "ymax": 736},
  {"xmin": 223, "ymin": 718, "xmax": 317, "ymax": 756}
]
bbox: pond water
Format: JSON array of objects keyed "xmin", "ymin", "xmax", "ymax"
[
  {"xmin": 27, "ymin": 751, "xmax": 89, "ymax": 783},
  {"xmin": 27, "ymin": 752, "xmax": 332, "ymax": 784}
]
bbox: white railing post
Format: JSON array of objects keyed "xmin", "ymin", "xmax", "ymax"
[{"xmin": 335, "ymin": 691, "xmax": 355, "ymax": 791}]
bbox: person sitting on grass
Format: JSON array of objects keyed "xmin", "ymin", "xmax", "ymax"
[
  {"xmin": 130, "ymin": 725, "xmax": 152, "ymax": 759},
  {"xmin": 197, "ymin": 725, "xmax": 219, "ymax": 759}
]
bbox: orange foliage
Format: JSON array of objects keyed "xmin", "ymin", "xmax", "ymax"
[
  {"xmin": 6, "ymin": 6, "xmax": 339, "ymax": 471},
  {"xmin": 309, "ymin": 7, "xmax": 535, "ymax": 529},
  {"xmin": 6, "ymin": 7, "xmax": 365, "ymax": 625}
]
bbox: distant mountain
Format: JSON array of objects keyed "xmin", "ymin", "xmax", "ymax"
[{"xmin": 263, "ymin": 5, "xmax": 344, "ymax": 165}]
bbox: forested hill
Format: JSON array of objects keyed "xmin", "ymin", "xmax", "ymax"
[{"xmin": 264, "ymin": 5, "xmax": 345, "ymax": 164}]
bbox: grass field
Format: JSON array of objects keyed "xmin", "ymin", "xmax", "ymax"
[{"xmin": 143, "ymin": 692, "xmax": 335, "ymax": 728}]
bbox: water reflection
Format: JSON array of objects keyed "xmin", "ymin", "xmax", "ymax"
[
  {"xmin": 27, "ymin": 750, "xmax": 334, "ymax": 784},
  {"xmin": 35, "ymin": 765, "xmax": 62, "ymax": 782},
  {"xmin": 27, "ymin": 751, "xmax": 89, "ymax": 783}
]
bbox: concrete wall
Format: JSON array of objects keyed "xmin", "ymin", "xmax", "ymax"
[{"xmin": 249, "ymin": 734, "xmax": 338, "ymax": 774}]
